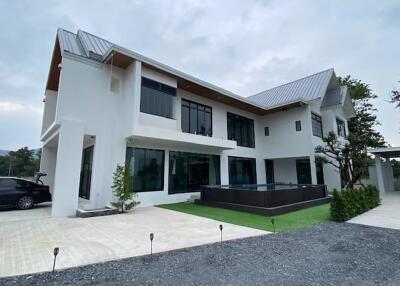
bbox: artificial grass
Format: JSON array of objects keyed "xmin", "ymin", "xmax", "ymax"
[{"xmin": 158, "ymin": 202, "xmax": 331, "ymax": 232}]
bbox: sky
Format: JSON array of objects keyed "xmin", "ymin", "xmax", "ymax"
[{"xmin": 0, "ymin": 0, "xmax": 399, "ymax": 150}]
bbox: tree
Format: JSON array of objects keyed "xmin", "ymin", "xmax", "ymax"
[
  {"xmin": 315, "ymin": 76, "xmax": 385, "ymax": 188},
  {"xmin": 391, "ymin": 82, "xmax": 400, "ymax": 108},
  {"xmin": 0, "ymin": 147, "xmax": 41, "ymax": 177},
  {"xmin": 315, "ymin": 132, "xmax": 352, "ymax": 187},
  {"xmin": 111, "ymin": 164, "xmax": 139, "ymax": 213}
]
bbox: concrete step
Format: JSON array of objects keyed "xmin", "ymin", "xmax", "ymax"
[
  {"xmin": 76, "ymin": 207, "xmax": 119, "ymax": 218},
  {"xmin": 187, "ymin": 194, "xmax": 200, "ymax": 203}
]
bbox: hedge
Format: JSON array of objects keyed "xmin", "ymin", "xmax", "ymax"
[{"xmin": 330, "ymin": 185, "xmax": 380, "ymax": 222}]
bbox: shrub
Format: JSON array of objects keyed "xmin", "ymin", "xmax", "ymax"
[
  {"xmin": 330, "ymin": 189, "xmax": 348, "ymax": 222},
  {"xmin": 111, "ymin": 164, "xmax": 140, "ymax": 213},
  {"xmin": 330, "ymin": 185, "xmax": 380, "ymax": 222}
]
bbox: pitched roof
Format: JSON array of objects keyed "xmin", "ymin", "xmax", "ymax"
[
  {"xmin": 58, "ymin": 29, "xmax": 112, "ymax": 60},
  {"xmin": 246, "ymin": 69, "xmax": 335, "ymax": 108},
  {"xmin": 56, "ymin": 28, "xmax": 350, "ymax": 114}
]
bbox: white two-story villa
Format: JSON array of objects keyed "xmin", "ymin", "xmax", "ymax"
[{"xmin": 40, "ymin": 29, "xmax": 355, "ymax": 216}]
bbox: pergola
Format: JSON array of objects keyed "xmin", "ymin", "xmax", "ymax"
[{"xmin": 369, "ymin": 147, "xmax": 400, "ymax": 193}]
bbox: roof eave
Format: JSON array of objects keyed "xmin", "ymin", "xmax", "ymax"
[{"xmin": 102, "ymin": 45, "xmax": 269, "ymax": 113}]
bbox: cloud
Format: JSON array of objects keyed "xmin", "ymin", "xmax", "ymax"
[
  {"xmin": 0, "ymin": 0, "xmax": 399, "ymax": 149},
  {"xmin": 0, "ymin": 101, "xmax": 42, "ymax": 117}
]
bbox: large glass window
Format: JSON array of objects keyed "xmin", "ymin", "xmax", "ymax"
[
  {"xmin": 311, "ymin": 113, "xmax": 323, "ymax": 138},
  {"xmin": 227, "ymin": 113, "xmax": 255, "ymax": 148},
  {"xmin": 336, "ymin": 118, "xmax": 346, "ymax": 137},
  {"xmin": 140, "ymin": 77, "xmax": 176, "ymax": 119},
  {"xmin": 125, "ymin": 147, "xmax": 164, "ymax": 192},
  {"xmin": 169, "ymin": 152, "xmax": 220, "ymax": 194},
  {"xmin": 181, "ymin": 99, "xmax": 212, "ymax": 136},
  {"xmin": 228, "ymin": 156, "xmax": 257, "ymax": 185},
  {"xmin": 296, "ymin": 159, "xmax": 312, "ymax": 184}
]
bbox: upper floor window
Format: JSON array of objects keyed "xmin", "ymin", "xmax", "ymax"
[
  {"xmin": 336, "ymin": 118, "xmax": 346, "ymax": 137},
  {"xmin": 140, "ymin": 77, "xmax": 176, "ymax": 119},
  {"xmin": 227, "ymin": 112, "xmax": 255, "ymax": 148},
  {"xmin": 181, "ymin": 99, "xmax": 212, "ymax": 136},
  {"xmin": 264, "ymin": 126, "xmax": 269, "ymax": 136},
  {"xmin": 311, "ymin": 113, "xmax": 323, "ymax": 138},
  {"xmin": 295, "ymin": 120, "xmax": 301, "ymax": 131}
]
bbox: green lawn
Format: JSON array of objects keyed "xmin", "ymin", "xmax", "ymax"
[{"xmin": 158, "ymin": 203, "xmax": 331, "ymax": 232}]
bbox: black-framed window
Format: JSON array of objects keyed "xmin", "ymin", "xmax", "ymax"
[
  {"xmin": 125, "ymin": 147, "xmax": 164, "ymax": 192},
  {"xmin": 181, "ymin": 99, "xmax": 212, "ymax": 136},
  {"xmin": 228, "ymin": 156, "xmax": 257, "ymax": 185},
  {"xmin": 311, "ymin": 113, "xmax": 323, "ymax": 137},
  {"xmin": 296, "ymin": 159, "xmax": 312, "ymax": 184},
  {"xmin": 336, "ymin": 118, "xmax": 346, "ymax": 138},
  {"xmin": 264, "ymin": 126, "xmax": 269, "ymax": 136},
  {"xmin": 140, "ymin": 77, "xmax": 176, "ymax": 119},
  {"xmin": 295, "ymin": 120, "xmax": 301, "ymax": 131},
  {"xmin": 169, "ymin": 152, "xmax": 220, "ymax": 194},
  {"xmin": 227, "ymin": 112, "xmax": 255, "ymax": 148},
  {"xmin": 315, "ymin": 161, "xmax": 325, "ymax": 185}
]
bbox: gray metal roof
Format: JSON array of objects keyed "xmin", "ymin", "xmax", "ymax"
[
  {"xmin": 56, "ymin": 28, "xmax": 267, "ymax": 111},
  {"xmin": 58, "ymin": 29, "xmax": 86, "ymax": 57},
  {"xmin": 58, "ymin": 29, "xmax": 112, "ymax": 59},
  {"xmin": 56, "ymin": 28, "xmax": 347, "ymax": 111},
  {"xmin": 321, "ymin": 85, "xmax": 347, "ymax": 109},
  {"xmin": 77, "ymin": 30, "xmax": 112, "ymax": 59},
  {"xmin": 246, "ymin": 69, "xmax": 335, "ymax": 108}
]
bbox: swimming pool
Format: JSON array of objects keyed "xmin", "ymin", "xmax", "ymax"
[{"xmin": 197, "ymin": 183, "xmax": 329, "ymax": 215}]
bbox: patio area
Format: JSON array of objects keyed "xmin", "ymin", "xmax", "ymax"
[{"xmin": 0, "ymin": 206, "xmax": 266, "ymax": 278}]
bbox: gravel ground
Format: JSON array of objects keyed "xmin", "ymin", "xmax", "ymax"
[{"xmin": 2, "ymin": 222, "xmax": 400, "ymax": 286}]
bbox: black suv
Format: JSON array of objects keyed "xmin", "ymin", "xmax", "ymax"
[{"xmin": 0, "ymin": 177, "xmax": 52, "ymax": 210}]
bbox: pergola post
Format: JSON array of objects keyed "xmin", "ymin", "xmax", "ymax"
[{"xmin": 375, "ymin": 154, "xmax": 385, "ymax": 194}]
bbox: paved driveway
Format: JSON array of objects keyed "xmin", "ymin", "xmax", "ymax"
[
  {"xmin": 348, "ymin": 192, "xmax": 400, "ymax": 230},
  {"xmin": 0, "ymin": 206, "xmax": 267, "ymax": 278},
  {"xmin": 0, "ymin": 203, "xmax": 51, "ymax": 223}
]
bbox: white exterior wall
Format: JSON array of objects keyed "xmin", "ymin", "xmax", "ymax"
[
  {"xmin": 259, "ymin": 106, "xmax": 313, "ymax": 158},
  {"xmin": 41, "ymin": 90, "xmax": 58, "ymax": 134},
  {"xmin": 369, "ymin": 162, "xmax": 395, "ymax": 193},
  {"xmin": 309, "ymin": 99, "xmax": 347, "ymax": 190},
  {"xmin": 40, "ymin": 145, "xmax": 57, "ymax": 194},
  {"xmin": 273, "ymin": 158, "xmax": 299, "ymax": 184},
  {"xmin": 41, "ymin": 53, "xmax": 349, "ymax": 216}
]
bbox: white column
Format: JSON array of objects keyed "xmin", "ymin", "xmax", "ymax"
[
  {"xmin": 163, "ymin": 150, "xmax": 170, "ymax": 193},
  {"xmin": 309, "ymin": 155, "xmax": 318, "ymax": 184},
  {"xmin": 386, "ymin": 157, "xmax": 395, "ymax": 192},
  {"xmin": 40, "ymin": 146, "xmax": 57, "ymax": 194},
  {"xmin": 51, "ymin": 120, "xmax": 84, "ymax": 217},
  {"xmin": 132, "ymin": 60, "xmax": 142, "ymax": 130},
  {"xmin": 220, "ymin": 152, "xmax": 229, "ymax": 185},
  {"xmin": 375, "ymin": 155, "xmax": 385, "ymax": 194}
]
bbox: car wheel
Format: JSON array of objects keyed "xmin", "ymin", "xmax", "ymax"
[{"xmin": 17, "ymin": 196, "xmax": 34, "ymax": 210}]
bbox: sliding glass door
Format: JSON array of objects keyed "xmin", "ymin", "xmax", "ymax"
[
  {"xmin": 169, "ymin": 152, "xmax": 220, "ymax": 194},
  {"xmin": 125, "ymin": 147, "xmax": 164, "ymax": 192},
  {"xmin": 296, "ymin": 159, "xmax": 312, "ymax": 184},
  {"xmin": 228, "ymin": 156, "xmax": 257, "ymax": 185}
]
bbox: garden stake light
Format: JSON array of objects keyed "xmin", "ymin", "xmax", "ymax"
[
  {"xmin": 52, "ymin": 247, "xmax": 59, "ymax": 273},
  {"xmin": 271, "ymin": 217, "xmax": 276, "ymax": 234},
  {"xmin": 150, "ymin": 233, "xmax": 154, "ymax": 255},
  {"xmin": 219, "ymin": 224, "xmax": 223, "ymax": 242}
]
